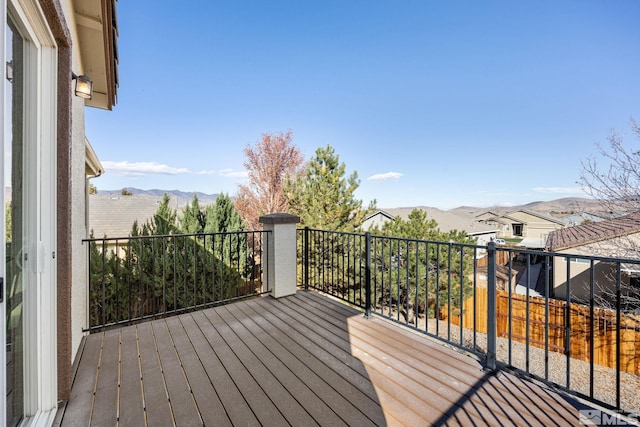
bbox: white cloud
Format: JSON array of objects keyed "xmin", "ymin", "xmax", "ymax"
[
  {"xmin": 532, "ymin": 186, "xmax": 584, "ymax": 195},
  {"xmin": 103, "ymin": 161, "xmax": 247, "ymax": 179},
  {"xmin": 103, "ymin": 161, "xmax": 190, "ymax": 177},
  {"xmin": 368, "ymin": 172, "xmax": 404, "ymax": 182},
  {"xmin": 220, "ymin": 170, "xmax": 249, "ymax": 178},
  {"xmin": 196, "ymin": 168, "xmax": 248, "ymax": 178}
]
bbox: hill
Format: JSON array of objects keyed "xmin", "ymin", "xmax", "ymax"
[{"xmin": 446, "ymin": 197, "xmax": 605, "ymax": 217}]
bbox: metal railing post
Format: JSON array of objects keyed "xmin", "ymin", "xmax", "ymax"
[
  {"xmin": 365, "ymin": 232, "xmax": 371, "ymax": 318},
  {"xmin": 304, "ymin": 227, "xmax": 309, "ymax": 290},
  {"xmin": 486, "ymin": 241, "xmax": 497, "ymax": 370}
]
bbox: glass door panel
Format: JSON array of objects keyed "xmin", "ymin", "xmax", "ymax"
[{"xmin": 5, "ymin": 18, "xmax": 25, "ymax": 427}]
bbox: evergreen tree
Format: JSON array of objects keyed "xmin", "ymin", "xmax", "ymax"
[
  {"xmin": 179, "ymin": 194, "xmax": 205, "ymax": 234},
  {"xmin": 5, "ymin": 202, "xmax": 11, "ymax": 242},
  {"xmin": 372, "ymin": 209, "xmax": 440, "ymax": 241},
  {"xmin": 204, "ymin": 193, "xmax": 245, "ymax": 233},
  {"xmin": 369, "ymin": 209, "xmax": 477, "ymax": 321},
  {"xmin": 152, "ymin": 193, "xmax": 178, "ymax": 235},
  {"xmin": 286, "ymin": 144, "xmax": 375, "ymax": 231}
]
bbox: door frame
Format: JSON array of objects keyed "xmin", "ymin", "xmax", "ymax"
[{"xmin": 2, "ymin": 0, "xmax": 57, "ymax": 425}]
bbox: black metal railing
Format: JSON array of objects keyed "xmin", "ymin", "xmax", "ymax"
[
  {"xmin": 84, "ymin": 230, "xmax": 269, "ymax": 332},
  {"xmin": 298, "ymin": 227, "xmax": 640, "ymax": 415}
]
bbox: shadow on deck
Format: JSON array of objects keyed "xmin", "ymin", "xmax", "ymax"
[{"xmin": 55, "ymin": 290, "xmax": 603, "ymax": 426}]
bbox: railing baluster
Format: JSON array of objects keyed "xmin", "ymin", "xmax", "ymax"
[
  {"xmin": 435, "ymin": 243, "xmax": 440, "ymax": 337},
  {"xmin": 544, "ymin": 254, "xmax": 550, "ymax": 381},
  {"xmin": 525, "ymin": 253, "xmax": 531, "ymax": 374},
  {"xmin": 508, "ymin": 248, "xmax": 513, "ymax": 365},
  {"xmin": 486, "ymin": 241, "xmax": 497, "ymax": 370},
  {"xmin": 365, "ymin": 232, "xmax": 371, "ymax": 318},
  {"xmin": 414, "ymin": 241, "xmax": 419, "ymax": 328},
  {"xmin": 565, "ymin": 255, "xmax": 571, "ymax": 390},
  {"xmin": 459, "ymin": 246, "xmax": 464, "ymax": 346},
  {"xmin": 425, "ymin": 241, "xmax": 429, "ymax": 334},
  {"xmin": 447, "ymin": 242, "xmax": 452, "ymax": 341},
  {"xmin": 473, "ymin": 247, "xmax": 478, "ymax": 353},
  {"xmin": 589, "ymin": 259, "xmax": 595, "ymax": 400},
  {"xmin": 304, "ymin": 227, "xmax": 309, "ymax": 290},
  {"xmin": 615, "ymin": 261, "xmax": 621, "ymax": 410}
]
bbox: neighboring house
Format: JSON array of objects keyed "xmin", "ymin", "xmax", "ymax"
[
  {"xmin": 560, "ymin": 211, "xmax": 608, "ymax": 226},
  {"xmin": 546, "ymin": 211, "xmax": 640, "ymax": 306},
  {"xmin": 89, "ymin": 195, "xmax": 180, "ymax": 239},
  {"xmin": 363, "ymin": 208, "xmax": 499, "ymax": 244},
  {"xmin": 0, "ymin": 1, "xmax": 118, "ymax": 425},
  {"xmin": 361, "ymin": 210, "xmax": 395, "ymax": 231},
  {"xmin": 477, "ymin": 209, "xmax": 565, "ymax": 248}
]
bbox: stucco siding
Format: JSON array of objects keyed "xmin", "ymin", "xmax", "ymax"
[
  {"xmin": 551, "ymin": 234, "xmax": 640, "ymax": 304},
  {"xmin": 70, "ymin": 97, "xmax": 88, "ymax": 362}
]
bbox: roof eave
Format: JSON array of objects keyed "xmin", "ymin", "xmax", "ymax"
[
  {"xmin": 74, "ymin": 0, "xmax": 118, "ymax": 110},
  {"xmin": 85, "ymin": 137, "xmax": 103, "ymax": 177}
]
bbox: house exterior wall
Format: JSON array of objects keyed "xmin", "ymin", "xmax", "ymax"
[
  {"xmin": 70, "ymin": 93, "xmax": 88, "ymax": 364},
  {"xmin": 40, "ymin": 0, "xmax": 83, "ymax": 404},
  {"xmin": 503, "ymin": 211, "xmax": 564, "ymax": 240},
  {"xmin": 42, "ymin": 0, "xmax": 74, "ymax": 405},
  {"xmin": 43, "ymin": 0, "xmax": 106, "ymax": 403},
  {"xmin": 551, "ymin": 233, "xmax": 640, "ymax": 303},
  {"xmin": 472, "ymin": 232, "xmax": 497, "ymax": 246}
]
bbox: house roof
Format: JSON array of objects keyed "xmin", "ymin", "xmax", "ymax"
[
  {"xmin": 85, "ymin": 137, "xmax": 103, "ymax": 177},
  {"xmin": 546, "ymin": 211, "xmax": 640, "ymax": 251},
  {"xmin": 516, "ymin": 237, "xmax": 548, "ymax": 249},
  {"xmin": 383, "ymin": 207, "xmax": 498, "ymax": 235},
  {"xmin": 89, "ymin": 195, "xmax": 180, "ymax": 238},
  {"xmin": 364, "ymin": 210, "xmax": 395, "ymax": 222},
  {"xmin": 559, "ymin": 211, "xmax": 611, "ymax": 226},
  {"xmin": 503, "ymin": 209, "xmax": 566, "ymax": 226}
]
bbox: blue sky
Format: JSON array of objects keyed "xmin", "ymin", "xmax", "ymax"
[{"xmin": 86, "ymin": 1, "xmax": 640, "ymax": 210}]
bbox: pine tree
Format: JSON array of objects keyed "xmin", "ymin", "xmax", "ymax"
[
  {"xmin": 372, "ymin": 209, "xmax": 439, "ymax": 240},
  {"xmin": 204, "ymin": 193, "xmax": 245, "ymax": 233},
  {"xmin": 5, "ymin": 201, "xmax": 11, "ymax": 242},
  {"xmin": 286, "ymin": 144, "xmax": 375, "ymax": 231},
  {"xmin": 152, "ymin": 193, "xmax": 178, "ymax": 235},
  {"xmin": 369, "ymin": 209, "xmax": 476, "ymax": 321},
  {"xmin": 179, "ymin": 194, "xmax": 205, "ymax": 234}
]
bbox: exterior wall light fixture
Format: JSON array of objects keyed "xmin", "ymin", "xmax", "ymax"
[{"xmin": 72, "ymin": 72, "xmax": 93, "ymax": 99}]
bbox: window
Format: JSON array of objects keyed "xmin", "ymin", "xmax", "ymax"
[
  {"xmin": 562, "ymin": 257, "xmax": 591, "ymax": 264},
  {"xmin": 512, "ymin": 224, "xmax": 523, "ymax": 236}
]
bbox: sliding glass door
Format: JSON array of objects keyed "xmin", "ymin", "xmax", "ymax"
[
  {"xmin": 5, "ymin": 17, "xmax": 25, "ymax": 427},
  {"xmin": 2, "ymin": 1, "xmax": 58, "ymax": 424}
]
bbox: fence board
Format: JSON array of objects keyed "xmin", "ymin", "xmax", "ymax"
[{"xmin": 448, "ymin": 288, "xmax": 640, "ymax": 375}]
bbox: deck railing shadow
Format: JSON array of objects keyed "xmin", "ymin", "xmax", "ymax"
[{"xmin": 298, "ymin": 227, "xmax": 640, "ymax": 415}]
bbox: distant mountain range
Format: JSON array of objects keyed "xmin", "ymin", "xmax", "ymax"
[
  {"xmin": 446, "ymin": 197, "xmax": 605, "ymax": 217},
  {"xmin": 95, "ymin": 188, "xmax": 605, "ymax": 216}
]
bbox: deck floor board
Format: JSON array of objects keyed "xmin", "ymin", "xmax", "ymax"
[
  {"xmin": 57, "ymin": 291, "xmax": 601, "ymax": 426},
  {"xmin": 118, "ymin": 326, "xmax": 145, "ymax": 427}
]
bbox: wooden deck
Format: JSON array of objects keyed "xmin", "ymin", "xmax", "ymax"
[{"xmin": 55, "ymin": 290, "xmax": 599, "ymax": 426}]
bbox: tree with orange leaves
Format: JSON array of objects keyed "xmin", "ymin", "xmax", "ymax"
[{"xmin": 234, "ymin": 130, "xmax": 304, "ymax": 230}]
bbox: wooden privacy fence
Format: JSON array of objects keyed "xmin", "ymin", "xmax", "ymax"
[{"xmin": 448, "ymin": 288, "xmax": 640, "ymax": 375}]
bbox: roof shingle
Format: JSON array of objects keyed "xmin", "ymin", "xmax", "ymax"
[{"xmin": 546, "ymin": 211, "xmax": 640, "ymax": 251}]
